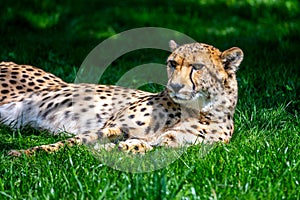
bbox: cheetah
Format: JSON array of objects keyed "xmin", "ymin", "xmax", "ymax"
[{"xmin": 0, "ymin": 40, "xmax": 243, "ymax": 156}]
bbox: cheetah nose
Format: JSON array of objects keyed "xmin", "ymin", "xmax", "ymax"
[{"xmin": 169, "ymin": 83, "xmax": 184, "ymax": 93}]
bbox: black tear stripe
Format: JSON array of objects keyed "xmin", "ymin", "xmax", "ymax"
[{"xmin": 189, "ymin": 68, "xmax": 196, "ymax": 91}]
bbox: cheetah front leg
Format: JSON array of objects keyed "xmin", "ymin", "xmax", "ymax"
[{"xmin": 153, "ymin": 120, "xmax": 230, "ymax": 148}]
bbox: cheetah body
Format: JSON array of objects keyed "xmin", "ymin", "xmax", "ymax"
[{"xmin": 0, "ymin": 40, "xmax": 243, "ymax": 155}]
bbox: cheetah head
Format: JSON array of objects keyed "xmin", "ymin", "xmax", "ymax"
[{"xmin": 166, "ymin": 40, "xmax": 243, "ymax": 110}]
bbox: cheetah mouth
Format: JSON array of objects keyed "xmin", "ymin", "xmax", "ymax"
[{"xmin": 169, "ymin": 92, "xmax": 205, "ymax": 103}]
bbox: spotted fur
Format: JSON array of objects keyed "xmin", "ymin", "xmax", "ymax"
[{"xmin": 0, "ymin": 40, "xmax": 243, "ymax": 156}]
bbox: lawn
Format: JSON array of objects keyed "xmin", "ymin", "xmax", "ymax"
[{"xmin": 0, "ymin": 0, "xmax": 299, "ymax": 199}]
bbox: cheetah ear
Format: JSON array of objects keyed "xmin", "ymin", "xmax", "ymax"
[
  {"xmin": 221, "ymin": 47, "xmax": 244, "ymax": 73},
  {"xmin": 169, "ymin": 40, "xmax": 179, "ymax": 51}
]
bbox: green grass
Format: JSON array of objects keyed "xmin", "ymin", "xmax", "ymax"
[{"xmin": 0, "ymin": 0, "xmax": 299, "ymax": 199}]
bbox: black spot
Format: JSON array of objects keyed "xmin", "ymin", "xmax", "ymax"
[
  {"xmin": 100, "ymin": 96, "xmax": 106, "ymax": 99},
  {"xmin": 1, "ymin": 90, "xmax": 9, "ymax": 94},
  {"xmin": 9, "ymin": 80, "xmax": 17, "ymax": 84},
  {"xmin": 96, "ymin": 113, "xmax": 102, "ymax": 119},
  {"xmin": 61, "ymin": 99, "xmax": 70, "ymax": 105},
  {"xmin": 167, "ymin": 102, "xmax": 172, "ymax": 106},
  {"xmin": 37, "ymin": 79, "xmax": 45, "ymax": 83},
  {"xmin": 64, "ymin": 93, "xmax": 72, "ymax": 97},
  {"xmin": 168, "ymin": 114, "xmax": 174, "ymax": 118},
  {"xmin": 11, "ymin": 71, "xmax": 19, "ymax": 75},
  {"xmin": 1, "ymin": 83, "xmax": 8, "ymax": 87},
  {"xmin": 81, "ymin": 108, "xmax": 87, "ymax": 112},
  {"xmin": 84, "ymin": 96, "xmax": 92, "ymax": 101},
  {"xmin": 28, "ymin": 82, "xmax": 35, "ymax": 86},
  {"xmin": 25, "ymin": 68, "xmax": 34, "ymax": 71},
  {"xmin": 128, "ymin": 114, "xmax": 135, "ymax": 119},
  {"xmin": 109, "ymin": 123, "xmax": 116, "ymax": 128},
  {"xmin": 41, "ymin": 110, "xmax": 51, "ymax": 119},
  {"xmin": 42, "ymin": 96, "xmax": 51, "ymax": 101},
  {"xmin": 16, "ymin": 86, "xmax": 23, "ymax": 90},
  {"xmin": 140, "ymin": 108, "xmax": 146, "ymax": 112},
  {"xmin": 198, "ymin": 134, "xmax": 205, "ymax": 139},
  {"xmin": 136, "ymin": 121, "xmax": 145, "ymax": 126},
  {"xmin": 129, "ymin": 106, "xmax": 135, "ymax": 110},
  {"xmin": 46, "ymin": 102, "xmax": 54, "ymax": 109},
  {"xmin": 191, "ymin": 125, "xmax": 198, "ymax": 129},
  {"xmin": 85, "ymin": 89, "xmax": 93, "ymax": 92},
  {"xmin": 51, "ymin": 94, "xmax": 60, "ymax": 99},
  {"xmin": 211, "ymin": 130, "xmax": 217, "ymax": 133},
  {"xmin": 144, "ymin": 113, "xmax": 150, "ymax": 117},
  {"xmin": 146, "ymin": 101, "xmax": 154, "ymax": 105}
]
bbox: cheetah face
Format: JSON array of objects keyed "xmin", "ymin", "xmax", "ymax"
[{"xmin": 166, "ymin": 40, "xmax": 243, "ymax": 105}]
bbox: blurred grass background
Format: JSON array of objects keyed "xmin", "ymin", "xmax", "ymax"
[{"xmin": 0, "ymin": 0, "xmax": 299, "ymax": 199}]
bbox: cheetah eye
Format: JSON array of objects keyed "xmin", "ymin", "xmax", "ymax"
[
  {"xmin": 191, "ymin": 63, "xmax": 205, "ymax": 70},
  {"xmin": 168, "ymin": 60, "xmax": 177, "ymax": 69}
]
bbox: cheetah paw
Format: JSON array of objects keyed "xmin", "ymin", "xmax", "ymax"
[
  {"xmin": 118, "ymin": 139, "xmax": 153, "ymax": 154},
  {"xmin": 7, "ymin": 149, "xmax": 31, "ymax": 157},
  {"xmin": 8, "ymin": 150, "xmax": 22, "ymax": 157}
]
